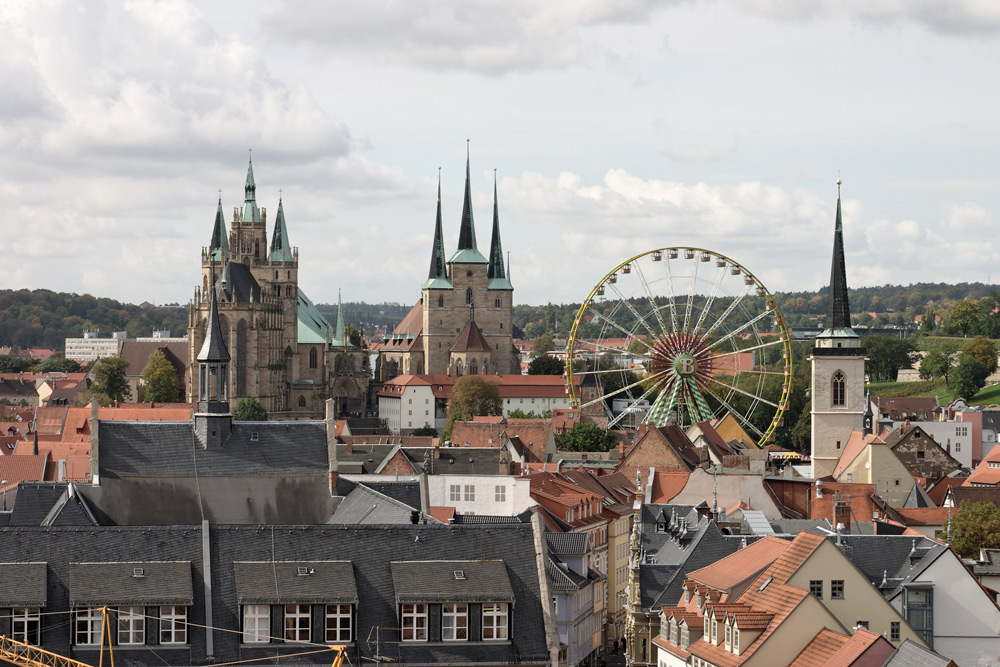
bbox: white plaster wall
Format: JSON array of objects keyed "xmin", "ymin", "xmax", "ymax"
[
  {"xmin": 400, "ymin": 386, "xmax": 435, "ymax": 431},
  {"xmin": 378, "ymin": 394, "xmax": 401, "ymax": 433},
  {"xmin": 811, "ymin": 353, "xmax": 866, "ymax": 478},
  {"xmin": 427, "ymin": 474, "xmax": 533, "ymax": 515},
  {"xmin": 670, "ymin": 469, "xmax": 782, "ymax": 520}
]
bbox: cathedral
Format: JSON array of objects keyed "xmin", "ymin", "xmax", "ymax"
[
  {"xmin": 186, "ymin": 159, "xmax": 368, "ymax": 418},
  {"xmin": 378, "ymin": 149, "xmax": 520, "ymax": 380}
]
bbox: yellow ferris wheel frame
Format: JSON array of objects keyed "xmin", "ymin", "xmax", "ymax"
[{"xmin": 565, "ymin": 246, "xmax": 793, "ymax": 446}]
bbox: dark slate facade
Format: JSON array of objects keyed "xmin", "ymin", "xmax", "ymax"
[{"xmin": 0, "ymin": 522, "xmax": 550, "ymax": 666}]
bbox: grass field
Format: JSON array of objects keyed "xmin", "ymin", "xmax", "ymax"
[{"xmin": 869, "ymin": 377, "xmax": 1000, "ymax": 406}]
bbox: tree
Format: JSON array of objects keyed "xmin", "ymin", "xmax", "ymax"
[
  {"xmin": 412, "ymin": 425, "xmax": 438, "ymax": 437},
  {"xmin": 35, "ymin": 357, "xmax": 81, "ymax": 373},
  {"xmin": 944, "ymin": 299, "xmax": 982, "ymax": 336},
  {"xmin": 140, "ymin": 350, "xmax": 179, "ymax": 402},
  {"xmin": 961, "ymin": 335, "xmax": 998, "ymax": 376},
  {"xmin": 507, "ymin": 408, "xmax": 552, "ymax": 419},
  {"xmin": 919, "ymin": 350, "xmax": 954, "ymax": 384},
  {"xmin": 951, "ymin": 501, "xmax": 1000, "ymax": 558},
  {"xmin": 345, "ymin": 324, "xmax": 363, "ymax": 348},
  {"xmin": 528, "ymin": 354, "xmax": 563, "ymax": 375},
  {"xmin": 74, "ymin": 388, "xmax": 111, "ymax": 408},
  {"xmin": 790, "ymin": 400, "xmax": 811, "ymax": 452},
  {"xmin": 951, "ymin": 354, "xmax": 989, "ymax": 400},
  {"xmin": 92, "ymin": 356, "xmax": 131, "ymax": 403},
  {"xmin": 0, "ymin": 355, "xmax": 31, "ymax": 373},
  {"xmin": 861, "ymin": 335, "xmax": 917, "ymax": 383},
  {"xmin": 447, "ymin": 376, "xmax": 503, "ymax": 420},
  {"xmin": 531, "ymin": 334, "xmax": 554, "ymax": 358},
  {"xmin": 233, "ymin": 397, "xmax": 268, "ymax": 421},
  {"xmin": 555, "ymin": 422, "xmax": 618, "ymax": 452},
  {"xmin": 920, "ymin": 307, "xmax": 936, "ymax": 331}
]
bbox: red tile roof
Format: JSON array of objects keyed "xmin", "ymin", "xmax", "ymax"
[
  {"xmin": 687, "ymin": 537, "xmax": 790, "ymax": 592},
  {"xmin": 0, "ymin": 454, "xmax": 47, "ymax": 488},
  {"xmin": 451, "ymin": 320, "xmax": 491, "ymax": 353}
]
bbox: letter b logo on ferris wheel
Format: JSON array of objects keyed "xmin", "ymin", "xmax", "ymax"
[{"xmin": 675, "ymin": 354, "xmax": 698, "ymax": 377}]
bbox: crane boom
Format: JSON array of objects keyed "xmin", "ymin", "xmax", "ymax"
[{"xmin": 0, "ymin": 635, "xmax": 94, "ymax": 667}]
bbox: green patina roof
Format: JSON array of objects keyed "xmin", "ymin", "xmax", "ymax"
[
  {"xmin": 423, "ymin": 276, "xmax": 454, "ymax": 290},
  {"xmin": 242, "ymin": 157, "xmax": 260, "ymax": 223},
  {"xmin": 817, "ymin": 327, "xmax": 860, "ymax": 339},
  {"xmin": 448, "ymin": 248, "xmax": 488, "ymax": 264},
  {"xmin": 209, "ymin": 197, "xmax": 229, "ymax": 263},
  {"xmin": 297, "ymin": 289, "xmax": 353, "ymax": 347},
  {"xmin": 487, "ymin": 277, "xmax": 513, "ymax": 291},
  {"xmin": 269, "ymin": 198, "xmax": 294, "ymax": 262}
]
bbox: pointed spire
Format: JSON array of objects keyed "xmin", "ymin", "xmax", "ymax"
[
  {"xmin": 428, "ymin": 170, "xmax": 447, "ymax": 280},
  {"xmin": 457, "ymin": 140, "xmax": 477, "ymax": 251},
  {"xmin": 335, "ymin": 289, "xmax": 346, "ymax": 348},
  {"xmin": 241, "ymin": 155, "xmax": 261, "ymax": 223},
  {"xmin": 209, "ymin": 196, "xmax": 229, "ymax": 263},
  {"xmin": 198, "ymin": 274, "xmax": 231, "ymax": 363},
  {"xmin": 269, "ymin": 195, "xmax": 293, "ymax": 262},
  {"xmin": 488, "ymin": 169, "xmax": 505, "ymax": 280},
  {"xmin": 825, "ymin": 179, "xmax": 853, "ymax": 331}
]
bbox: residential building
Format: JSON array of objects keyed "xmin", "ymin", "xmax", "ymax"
[
  {"xmin": 832, "ymin": 431, "xmax": 929, "ymax": 507},
  {"xmin": 881, "ymin": 424, "xmax": 962, "ymax": 480},
  {"xmin": 547, "ymin": 533, "xmax": 604, "ymax": 667},
  {"xmin": 64, "ymin": 330, "xmax": 126, "ymax": 363}
]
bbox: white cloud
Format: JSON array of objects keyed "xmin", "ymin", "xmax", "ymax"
[{"xmin": 741, "ymin": 0, "xmax": 1000, "ymax": 35}]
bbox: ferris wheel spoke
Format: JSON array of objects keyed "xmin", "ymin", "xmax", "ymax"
[
  {"xmin": 606, "ymin": 377, "xmax": 668, "ymax": 430},
  {"xmin": 682, "ymin": 253, "xmax": 700, "ymax": 333},
  {"xmin": 633, "ymin": 261, "xmax": 671, "ymax": 339},
  {"xmin": 700, "ymin": 289, "xmax": 751, "ymax": 340},
  {"xmin": 593, "ymin": 367, "xmax": 671, "ymax": 406},
  {"xmin": 706, "ymin": 375, "xmax": 781, "ymax": 410},
  {"xmin": 691, "ymin": 262, "xmax": 728, "ymax": 335},
  {"xmin": 574, "ymin": 365, "xmax": 655, "ymax": 379},
  {"xmin": 710, "ymin": 338, "xmax": 786, "ymax": 359},
  {"xmin": 700, "ymin": 384, "xmax": 766, "ymax": 439},
  {"xmin": 606, "ymin": 282, "xmax": 661, "ymax": 341},
  {"xmin": 705, "ymin": 309, "xmax": 774, "ymax": 351},
  {"xmin": 585, "ymin": 307, "xmax": 658, "ymax": 356},
  {"xmin": 662, "ymin": 253, "xmax": 680, "ymax": 335}
]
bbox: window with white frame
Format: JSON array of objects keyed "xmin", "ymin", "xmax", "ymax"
[
  {"xmin": 12, "ymin": 608, "xmax": 40, "ymax": 645},
  {"xmin": 74, "ymin": 607, "xmax": 104, "ymax": 646},
  {"xmin": 284, "ymin": 604, "xmax": 311, "ymax": 642},
  {"xmin": 495, "ymin": 484, "xmax": 506, "ymax": 503},
  {"xmin": 449, "ymin": 484, "xmax": 461, "ymax": 502},
  {"xmin": 401, "ymin": 603, "xmax": 428, "ymax": 641},
  {"xmin": 725, "ymin": 623, "xmax": 731, "ymax": 651},
  {"xmin": 464, "ymin": 485, "xmax": 475, "ymax": 502},
  {"xmin": 159, "ymin": 606, "xmax": 187, "ymax": 645},
  {"xmin": 242, "ymin": 604, "xmax": 270, "ymax": 643},
  {"xmin": 116, "ymin": 606, "xmax": 145, "ymax": 645},
  {"xmin": 482, "ymin": 603, "xmax": 508, "ymax": 640},
  {"xmin": 325, "ymin": 604, "xmax": 352, "ymax": 643},
  {"xmin": 732, "ymin": 627, "xmax": 739, "ymax": 653},
  {"xmin": 442, "ymin": 603, "xmax": 468, "ymax": 641}
]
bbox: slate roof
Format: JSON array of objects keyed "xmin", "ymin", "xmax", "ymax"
[
  {"xmin": 218, "ymin": 261, "xmax": 261, "ymax": 304},
  {"xmin": 330, "ymin": 483, "xmax": 434, "ymax": 525},
  {"xmin": 0, "ymin": 562, "xmax": 47, "ymax": 606},
  {"xmin": 70, "ymin": 561, "xmax": 193, "ymax": 606},
  {"xmin": 99, "ymin": 421, "xmax": 329, "ymax": 478},
  {"xmin": 390, "ymin": 560, "xmax": 515, "ymax": 603},
  {"xmin": 234, "ymin": 561, "xmax": 357, "ymax": 604},
  {"xmin": 882, "ymin": 638, "xmax": 956, "ymax": 667},
  {"xmin": 547, "ymin": 557, "xmax": 590, "ymax": 591},
  {"xmin": 833, "ymin": 534, "xmax": 946, "ymax": 599},
  {"xmin": 8, "ymin": 482, "xmax": 90, "ymax": 526},
  {"xmin": 546, "ymin": 532, "xmax": 589, "ymax": 557}
]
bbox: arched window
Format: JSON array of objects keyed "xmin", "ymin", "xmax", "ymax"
[
  {"xmin": 832, "ymin": 371, "xmax": 846, "ymax": 407},
  {"xmin": 298, "ymin": 395, "xmax": 306, "ymax": 408},
  {"xmin": 495, "ymin": 296, "xmax": 501, "ymax": 308},
  {"xmin": 286, "ymin": 285, "xmax": 293, "ymax": 298},
  {"xmin": 469, "ymin": 359, "xmax": 479, "ymax": 375},
  {"xmin": 456, "ymin": 359, "xmax": 464, "ymax": 377},
  {"xmin": 466, "ymin": 289, "xmax": 473, "ymax": 305},
  {"xmin": 236, "ymin": 320, "xmax": 248, "ymax": 396},
  {"xmin": 438, "ymin": 295, "xmax": 444, "ymax": 308},
  {"xmin": 309, "ymin": 347, "xmax": 317, "ymax": 369},
  {"xmin": 483, "ymin": 361, "xmax": 488, "ymax": 375}
]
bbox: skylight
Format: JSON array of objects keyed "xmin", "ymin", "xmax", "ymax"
[
  {"xmin": 454, "ymin": 570, "xmax": 466, "ymax": 580},
  {"xmin": 758, "ymin": 576, "xmax": 773, "ymax": 592}
]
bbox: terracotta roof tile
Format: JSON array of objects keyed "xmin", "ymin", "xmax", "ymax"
[
  {"xmin": 451, "ymin": 320, "xmax": 491, "ymax": 353},
  {"xmin": 687, "ymin": 537, "xmax": 790, "ymax": 592},
  {"xmin": 649, "ymin": 471, "xmax": 690, "ymax": 503}
]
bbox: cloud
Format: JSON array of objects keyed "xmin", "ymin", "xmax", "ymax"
[
  {"xmin": 741, "ymin": 0, "xmax": 1000, "ymax": 35},
  {"xmin": 942, "ymin": 202, "xmax": 994, "ymax": 233},
  {"xmin": 261, "ymin": 0, "xmax": 674, "ymax": 74}
]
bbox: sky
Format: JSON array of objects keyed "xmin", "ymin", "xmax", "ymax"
[{"xmin": 1, "ymin": 0, "xmax": 999, "ymax": 310}]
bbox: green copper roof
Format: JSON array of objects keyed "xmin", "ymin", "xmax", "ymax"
[
  {"xmin": 488, "ymin": 277, "xmax": 513, "ymax": 291},
  {"xmin": 209, "ymin": 197, "xmax": 228, "ymax": 263},
  {"xmin": 487, "ymin": 172, "xmax": 506, "ymax": 282},
  {"xmin": 428, "ymin": 173, "xmax": 448, "ymax": 281},
  {"xmin": 817, "ymin": 327, "xmax": 859, "ymax": 339},
  {"xmin": 423, "ymin": 276, "xmax": 454, "ymax": 289},
  {"xmin": 242, "ymin": 157, "xmax": 260, "ymax": 223},
  {"xmin": 448, "ymin": 247, "xmax": 488, "ymax": 264},
  {"xmin": 456, "ymin": 142, "xmax": 478, "ymax": 252},
  {"xmin": 269, "ymin": 198, "xmax": 294, "ymax": 262},
  {"xmin": 297, "ymin": 289, "xmax": 332, "ymax": 345}
]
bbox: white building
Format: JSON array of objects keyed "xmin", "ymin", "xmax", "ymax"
[
  {"xmin": 427, "ymin": 474, "xmax": 533, "ymax": 516},
  {"xmin": 889, "ymin": 420, "xmax": 973, "ymax": 469}
]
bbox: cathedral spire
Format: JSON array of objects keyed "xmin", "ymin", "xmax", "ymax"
[
  {"xmin": 242, "ymin": 155, "xmax": 261, "ymax": 223},
  {"xmin": 457, "ymin": 140, "xmax": 477, "ymax": 251},
  {"xmin": 269, "ymin": 195, "xmax": 293, "ymax": 262},
  {"xmin": 335, "ymin": 289, "xmax": 347, "ymax": 348},
  {"xmin": 209, "ymin": 196, "xmax": 229, "ymax": 264},
  {"xmin": 428, "ymin": 170, "xmax": 447, "ymax": 280},
  {"xmin": 822, "ymin": 180, "xmax": 855, "ymax": 335},
  {"xmin": 488, "ymin": 170, "xmax": 505, "ymax": 280},
  {"xmin": 197, "ymin": 275, "xmax": 231, "ymax": 364}
]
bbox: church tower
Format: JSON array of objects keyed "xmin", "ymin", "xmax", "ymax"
[{"xmin": 810, "ymin": 182, "xmax": 866, "ymax": 478}]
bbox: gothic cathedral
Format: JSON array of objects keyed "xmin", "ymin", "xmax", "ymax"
[
  {"xmin": 186, "ymin": 159, "xmax": 369, "ymax": 418},
  {"xmin": 379, "ymin": 148, "xmax": 519, "ymax": 380},
  {"xmin": 810, "ymin": 184, "xmax": 866, "ymax": 478}
]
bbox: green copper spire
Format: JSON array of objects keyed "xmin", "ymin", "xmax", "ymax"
[
  {"xmin": 424, "ymin": 170, "xmax": 454, "ymax": 289},
  {"xmin": 487, "ymin": 170, "xmax": 512, "ymax": 290},
  {"xmin": 242, "ymin": 156, "xmax": 260, "ymax": 223},
  {"xmin": 269, "ymin": 196, "xmax": 293, "ymax": 262},
  {"xmin": 448, "ymin": 142, "xmax": 488, "ymax": 265},
  {"xmin": 209, "ymin": 196, "xmax": 229, "ymax": 263},
  {"xmin": 335, "ymin": 289, "xmax": 347, "ymax": 347}
]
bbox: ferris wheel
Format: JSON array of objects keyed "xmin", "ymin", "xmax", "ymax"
[{"xmin": 565, "ymin": 247, "xmax": 793, "ymax": 445}]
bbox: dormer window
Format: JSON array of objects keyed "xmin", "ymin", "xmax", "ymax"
[{"xmin": 725, "ymin": 622, "xmax": 732, "ymax": 651}]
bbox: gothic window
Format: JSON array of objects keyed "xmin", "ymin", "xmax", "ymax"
[
  {"xmin": 254, "ymin": 239, "xmax": 260, "ymax": 258},
  {"xmin": 469, "ymin": 359, "xmax": 478, "ymax": 375},
  {"xmin": 466, "ymin": 289, "xmax": 473, "ymax": 305},
  {"xmin": 832, "ymin": 371, "xmax": 846, "ymax": 407},
  {"xmin": 483, "ymin": 361, "xmax": 488, "ymax": 375},
  {"xmin": 309, "ymin": 348, "xmax": 317, "ymax": 369},
  {"xmin": 456, "ymin": 359, "xmax": 464, "ymax": 377},
  {"xmin": 416, "ymin": 362, "xmax": 424, "ymax": 374},
  {"xmin": 203, "ymin": 276, "xmax": 208, "ymax": 293},
  {"xmin": 298, "ymin": 395, "xmax": 306, "ymax": 408},
  {"xmin": 236, "ymin": 320, "xmax": 248, "ymax": 396},
  {"xmin": 438, "ymin": 295, "xmax": 444, "ymax": 308},
  {"xmin": 495, "ymin": 297, "xmax": 501, "ymax": 308}
]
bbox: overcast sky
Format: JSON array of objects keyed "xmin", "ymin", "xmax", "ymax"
[{"xmin": 2, "ymin": 0, "xmax": 998, "ymax": 310}]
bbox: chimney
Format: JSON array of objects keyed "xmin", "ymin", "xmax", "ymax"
[
  {"xmin": 325, "ymin": 399, "xmax": 338, "ymax": 496},
  {"xmin": 815, "ymin": 480, "xmax": 823, "ymax": 499},
  {"xmin": 88, "ymin": 397, "xmax": 100, "ymax": 485}
]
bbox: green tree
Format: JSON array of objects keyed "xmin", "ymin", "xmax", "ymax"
[
  {"xmin": 412, "ymin": 425, "xmax": 438, "ymax": 437},
  {"xmin": 507, "ymin": 408, "xmax": 552, "ymax": 419},
  {"xmin": 531, "ymin": 334, "xmax": 555, "ymax": 358},
  {"xmin": 944, "ymin": 299, "xmax": 982, "ymax": 336},
  {"xmin": 345, "ymin": 324, "xmax": 363, "ymax": 348},
  {"xmin": 861, "ymin": 335, "xmax": 917, "ymax": 382},
  {"xmin": 961, "ymin": 336, "xmax": 998, "ymax": 376},
  {"xmin": 919, "ymin": 350, "xmax": 954, "ymax": 384},
  {"xmin": 951, "ymin": 354, "xmax": 989, "ymax": 400},
  {"xmin": 140, "ymin": 350, "xmax": 179, "ymax": 402},
  {"xmin": 790, "ymin": 400, "xmax": 811, "ymax": 452},
  {"xmin": 920, "ymin": 307, "xmax": 936, "ymax": 331},
  {"xmin": 233, "ymin": 397, "xmax": 268, "ymax": 421},
  {"xmin": 951, "ymin": 501, "xmax": 1000, "ymax": 558},
  {"xmin": 92, "ymin": 356, "xmax": 131, "ymax": 403},
  {"xmin": 528, "ymin": 354, "xmax": 563, "ymax": 375},
  {"xmin": 0, "ymin": 355, "xmax": 32, "ymax": 373},
  {"xmin": 447, "ymin": 375, "xmax": 503, "ymax": 420},
  {"xmin": 555, "ymin": 422, "xmax": 618, "ymax": 452},
  {"xmin": 35, "ymin": 357, "xmax": 81, "ymax": 373},
  {"xmin": 74, "ymin": 388, "xmax": 111, "ymax": 408}
]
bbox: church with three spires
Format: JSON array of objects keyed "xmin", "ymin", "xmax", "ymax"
[
  {"xmin": 378, "ymin": 147, "xmax": 519, "ymax": 380},
  {"xmin": 185, "ymin": 159, "xmax": 369, "ymax": 418}
]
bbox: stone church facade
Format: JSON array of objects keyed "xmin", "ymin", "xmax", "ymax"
[
  {"xmin": 379, "ymin": 151, "xmax": 520, "ymax": 380},
  {"xmin": 186, "ymin": 159, "xmax": 368, "ymax": 418}
]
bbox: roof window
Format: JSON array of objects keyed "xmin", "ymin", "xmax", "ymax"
[
  {"xmin": 758, "ymin": 576, "xmax": 773, "ymax": 592},
  {"xmin": 454, "ymin": 570, "xmax": 466, "ymax": 580},
  {"xmin": 250, "ymin": 431, "xmax": 259, "ymax": 442},
  {"xmin": 297, "ymin": 567, "xmax": 312, "ymax": 576},
  {"xmin": 132, "ymin": 567, "xmax": 145, "ymax": 578}
]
